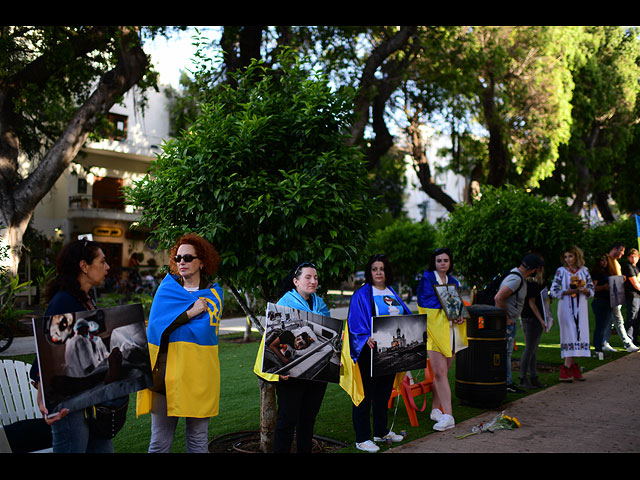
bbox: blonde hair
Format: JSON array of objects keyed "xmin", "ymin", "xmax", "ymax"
[{"xmin": 562, "ymin": 246, "xmax": 585, "ymax": 269}]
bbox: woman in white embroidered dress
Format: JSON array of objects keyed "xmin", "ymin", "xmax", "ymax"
[{"xmin": 550, "ymin": 246, "xmax": 594, "ymax": 382}]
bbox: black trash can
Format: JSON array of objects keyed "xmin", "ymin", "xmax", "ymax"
[{"xmin": 455, "ymin": 304, "xmax": 507, "ymax": 408}]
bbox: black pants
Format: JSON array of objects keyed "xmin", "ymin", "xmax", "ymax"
[
  {"xmin": 273, "ymin": 378, "xmax": 327, "ymax": 453},
  {"xmin": 520, "ymin": 317, "xmax": 543, "ymax": 379},
  {"xmin": 352, "ymin": 348, "xmax": 395, "ymax": 443}
]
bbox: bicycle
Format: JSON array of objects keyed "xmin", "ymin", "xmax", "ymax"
[{"xmin": 0, "ymin": 322, "xmax": 14, "ymax": 353}]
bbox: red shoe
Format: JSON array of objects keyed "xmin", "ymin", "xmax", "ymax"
[
  {"xmin": 559, "ymin": 365, "xmax": 573, "ymax": 382},
  {"xmin": 571, "ymin": 363, "xmax": 585, "ymax": 381}
]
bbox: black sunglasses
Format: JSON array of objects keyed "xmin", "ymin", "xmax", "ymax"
[{"xmin": 174, "ymin": 254, "xmax": 199, "ymax": 263}]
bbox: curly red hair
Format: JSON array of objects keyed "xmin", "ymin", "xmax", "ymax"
[{"xmin": 169, "ymin": 233, "xmax": 221, "ymax": 277}]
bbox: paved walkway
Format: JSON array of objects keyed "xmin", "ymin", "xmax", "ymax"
[{"xmin": 389, "ymin": 351, "xmax": 640, "ymax": 453}]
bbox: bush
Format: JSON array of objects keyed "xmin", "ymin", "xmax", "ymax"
[
  {"xmin": 583, "ymin": 216, "xmax": 638, "ymax": 267},
  {"xmin": 439, "ymin": 186, "xmax": 586, "ymax": 287},
  {"xmin": 365, "ymin": 219, "xmax": 439, "ymax": 285}
]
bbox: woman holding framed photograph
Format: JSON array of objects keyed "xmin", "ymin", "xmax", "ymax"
[
  {"xmin": 416, "ymin": 247, "xmax": 467, "ymax": 432},
  {"xmin": 347, "ymin": 254, "xmax": 412, "ymax": 453}
]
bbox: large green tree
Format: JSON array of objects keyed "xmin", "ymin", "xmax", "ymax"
[
  {"xmin": 0, "ymin": 26, "xmax": 176, "ymax": 274},
  {"xmin": 127, "ymin": 54, "xmax": 376, "ymax": 452},
  {"xmin": 538, "ymin": 26, "xmax": 640, "ymax": 222}
]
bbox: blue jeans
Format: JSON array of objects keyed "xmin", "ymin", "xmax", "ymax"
[
  {"xmin": 605, "ymin": 305, "xmax": 635, "ymax": 347},
  {"xmin": 506, "ymin": 322, "xmax": 517, "ymax": 385},
  {"xmin": 51, "ymin": 409, "xmax": 114, "ymax": 453},
  {"xmin": 591, "ymin": 297, "xmax": 611, "ymax": 352},
  {"xmin": 148, "ymin": 393, "xmax": 210, "ymax": 453}
]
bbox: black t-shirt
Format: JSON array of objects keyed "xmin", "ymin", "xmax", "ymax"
[
  {"xmin": 521, "ymin": 280, "xmax": 543, "ymax": 319},
  {"xmin": 622, "ymin": 263, "xmax": 640, "ymax": 298},
  {"xmin": 591, "ymin": 271, "xmax": 610, "ymax": 300}
]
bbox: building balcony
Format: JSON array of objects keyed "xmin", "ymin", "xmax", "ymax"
[{"xmin": 68, "ymin": 195, "xmax": 142, "ymax": 222}]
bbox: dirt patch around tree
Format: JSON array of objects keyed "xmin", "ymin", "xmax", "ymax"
[{"xmin": 208, "ymin": 430, "xmax": 347, "ymax": 453}]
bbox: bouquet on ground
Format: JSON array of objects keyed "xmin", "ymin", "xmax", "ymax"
[{"xmin": 456, "ymin": 411, "xmax": 520, "ymax": 439}]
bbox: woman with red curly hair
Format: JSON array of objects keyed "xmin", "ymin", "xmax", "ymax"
[{"xmin": 137, "ymin": 233, "xmax": 224, "ymax": 453}]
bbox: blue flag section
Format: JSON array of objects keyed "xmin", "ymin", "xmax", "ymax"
[
  {"xmin": 137, "ymin": 274, "xmax": 223, "ymax": 418},
  {"xmin": 636, "ymin": 214, "xmax": 640, "ymax": 250}
]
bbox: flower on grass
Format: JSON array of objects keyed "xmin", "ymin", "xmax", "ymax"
[{"xmin": 456, "ymin": 411, "xmax": 521, "ymax": 439}]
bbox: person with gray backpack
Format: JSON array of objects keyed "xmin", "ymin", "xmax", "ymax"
[{"xmin": 494, "ymin": 254, "xmax": 545, "ymax": 393}]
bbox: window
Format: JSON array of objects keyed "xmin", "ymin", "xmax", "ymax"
[{"xmin": 98, "ymin": 113, "xmax": 128, "ymax": 140}]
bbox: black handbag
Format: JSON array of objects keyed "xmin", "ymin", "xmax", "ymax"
[{"xmin": 84, "ymin": 397, "xmax": 129, "ymax": 439}]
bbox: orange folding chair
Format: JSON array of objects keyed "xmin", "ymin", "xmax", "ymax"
[{"xmin": 388, "ymin": 358, "xmax": 438, "ymax": 427}]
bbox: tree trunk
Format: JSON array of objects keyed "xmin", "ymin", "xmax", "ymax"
[
  {"xmin": 407, "ymin": 116, "xmax": 458, "ymax": 213},
  {"xmin": 258, "ymin": 378, "xmax": 277, "ymax": 453},
  {"xmin": 348, "ymin": 26, "xmax": 415, "ymax": 146},
  {"xmin": 568, "ymin": 152, "xmax": 591, "ymax": 216},
  {"xmin": 0, "ymin": 26, "xmax": 149, "ymax": 275},
  {"xmin": 481, "ymin": 81, "xmax": 510, "ymax": 187}
]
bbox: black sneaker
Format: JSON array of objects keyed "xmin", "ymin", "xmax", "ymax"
[
  {"xmin": 529, "ymin": 377, "xmax": 547, "ymax": 388},
  {"xmin": 506, "ymin": 383, "xmax": 524, "ymax": 393}
]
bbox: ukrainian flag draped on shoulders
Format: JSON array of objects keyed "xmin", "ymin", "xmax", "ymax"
[
  {"xmin": 347, "ymin": 283, "xmax": 411, "ymax": 393},
  {"xmin": 253, "ymin": 289, "xmax": 365, "ymax": 406},
  {"xmin": 137, "ymin": 273, "xmax": 223, "ymax": 418},
  {"xmin": 416, "ymin": 270, "xmax": 468, "ymax": 356}
]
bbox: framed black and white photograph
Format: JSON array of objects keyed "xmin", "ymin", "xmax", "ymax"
[
  {"xmin": 434, "ymin": 284, "xmax": 470, "ymax": 321},
  {"xmin": 540, "ymin": 287, "xmax": 554, "ymax": 332},
  {"xmin": 370, "ymin": 314, "xmax": 427, "ymax": 377},
  {"xmin": 609, "ymin": 275, "xmax": 626, "ymax": 307},
  {"xmin": 33, "ymin": 303, "xmax": 153, "ymax": 417},
  {"xmin": 261, "ymin": 303, "xmax": 343, "ymax": 383}
]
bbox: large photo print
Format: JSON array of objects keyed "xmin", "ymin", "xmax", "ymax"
[
  {"xmin": 261, "ymin": 303, "xmax": 343, "ymax": 383},
  {"xmin": 33, "ymin": 303, "xmax": 153, "ymax": 416},
  {"xmin": 371, "ymin": 314, "xmax": 427, "ymax": 377}
]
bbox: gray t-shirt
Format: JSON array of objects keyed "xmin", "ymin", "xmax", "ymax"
[{"xmin": 500, "ymin": 268, "xmax": 526, "ymax": 321}]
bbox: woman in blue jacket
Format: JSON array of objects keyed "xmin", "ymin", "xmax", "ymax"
[
  {"xmin": 270, "ymin": 262, "xmax": 331, "ymax": 453},
  {"xmin": 347, "ymin": 254, "xmax": 411, "ymax": 453},
  {"xmin": 417, "ymin": 247, "xmax": 467, "ymax": 432}
]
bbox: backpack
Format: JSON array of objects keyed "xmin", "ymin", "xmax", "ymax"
[{"xmin": 475, "ymin": 270, "xmax": 524, "ymax": 306}]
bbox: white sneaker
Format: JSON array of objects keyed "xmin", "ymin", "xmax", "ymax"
[
  {"xmin": 374, "ymin": 431, "xmax": 404, "ymax": 443},
  {"xmin": 433, "ymin": 414, "xmax": 455, "ymax": 431},
  {"xmin": 355, "ymin": 440, "xmax": 380, "ymax": 453},
  {"xmin": 626, "ymin": 344, "xmax": 639, "ymax": 353},
  {"xmin": 430, "ymin": 408, "xmax": 443, "ymax": 421},
  {"xmin": 602, "ymin": 342, "xmax": 617, "ymax": 352}
]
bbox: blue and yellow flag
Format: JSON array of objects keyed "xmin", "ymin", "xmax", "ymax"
[
  {"xmin": 137, "ymin": 274, "xmax": 223, "ymax": 418},
  {"xmin": 636, "ymin": 214, "xmax": 640, "ymax": 250}
]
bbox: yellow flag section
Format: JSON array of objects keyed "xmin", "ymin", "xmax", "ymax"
[
  {"xmin": 137, "ymin": 274, "xmax": 223, "ymax": 418},
  {"xmin": 253, "ymin": 320, "xmax": 365, "ymax": 406},
  {"xmin": 417, "ymin": 306, "xmax": 468, "ymax": 357}
]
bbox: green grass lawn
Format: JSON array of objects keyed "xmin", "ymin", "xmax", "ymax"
[{"xmin": 7, "ymin": 301, "xmax": 633, "ymax": 453}]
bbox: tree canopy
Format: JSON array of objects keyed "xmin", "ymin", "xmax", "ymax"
[
  {"xmin": 127, "ymin": 54, "xmax": 375, "ymax": 302},
  {"xmin": 0, "ymin": 26, "xmax": 179, "ymax": 273}
]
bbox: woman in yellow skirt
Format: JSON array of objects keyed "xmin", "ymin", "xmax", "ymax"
[{"xmin": 416, "ymin": 248, "xmax": 467, "ymax": 431}]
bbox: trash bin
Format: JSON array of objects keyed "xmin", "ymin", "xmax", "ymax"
[{"xmin": 455, "ymin": 304, "xmax": 506, "ymax": 408}]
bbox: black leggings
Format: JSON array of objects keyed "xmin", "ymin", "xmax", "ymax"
[
  {"xmin": 520, "ymin": 317, "xmax": 543, "ymax": 379},
  {"xmin": 352, "ymin": 348, "xmax": 395, "ymax": 443},
  {"xmin": 273, "ymin": 378, "xmax": 327, "ymax": 453}
]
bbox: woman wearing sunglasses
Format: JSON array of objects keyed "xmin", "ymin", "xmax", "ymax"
[
  {"xmin": 137, "ymin": 233, "xmax": 224, "ymax": 453},
  {"xmin": 347, "ymin": 254, "xmax": 411, "ymax": 453},
  {"xmin": 416, "ymin": 247, "xmax": 467, "ymax": 432}
]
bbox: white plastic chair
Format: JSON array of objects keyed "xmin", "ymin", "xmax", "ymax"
[{"xmin": 0, "ymin": 359, "xmax": 51, "ymax": 453}]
